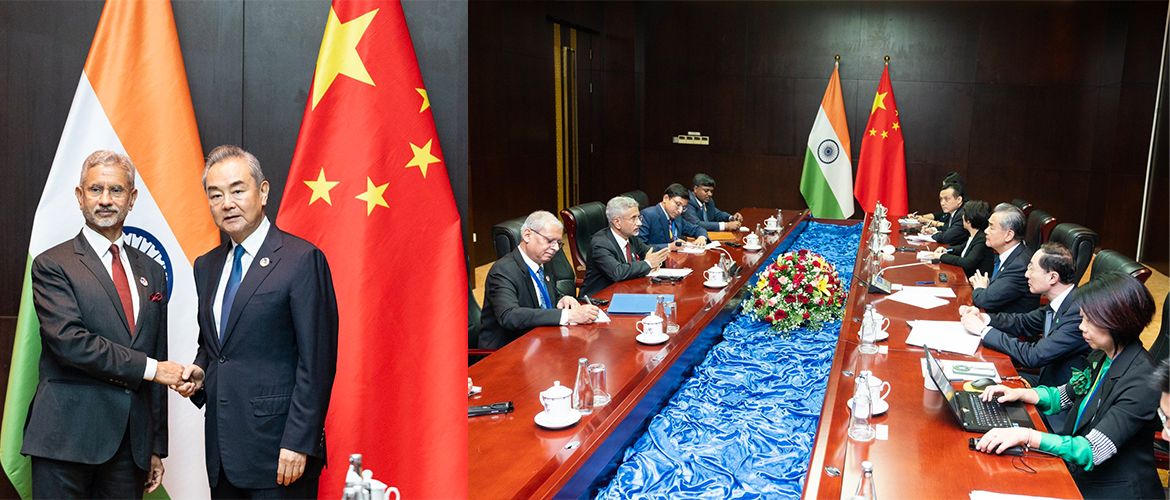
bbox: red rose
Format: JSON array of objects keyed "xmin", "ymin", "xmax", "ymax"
[
  {"xmin": 784, "ymin": 295, "xmax": 796, "ymax": 303},
  {"xmin": 802, "ymin": 311, "xmax": 810, "ymax": 319},
  {"xmin": 795, "ymin": 264, "xmax": 806, "ymax": 272},
  {"xmin": 804, "ymin": 284, "xmax": 814, "ymax": 294},
  {"xmin": 794, "ymin": 273, "xmax": 804, "ymax": 283},
  {"xmin": 812, "ymin": 260, "xmax": 821, "ymax": 268},
  {"xmin": 785, "ymin": 255, "xmax": 794, "ymax": 261},
  {"xmin": 779, "ymin": 264, "xmax": 788, "ymax": 271},
  {"xmin": 799, "ymin": 249, "xmax": 808, "ymax": 255},
  {"xmin": 772, "ymin": 283, "xmax": 782, "ymax": 293},
  {"xmin": 755, "ymin": 299, "xmax": 764, "ymax": 308},
  {"xmin": 777, "ymin": 310, "xmax": 788, "ymax": 319},
  {"xmin": 799, "ymin": 295, "xmax": 810, "ymax": 304}
]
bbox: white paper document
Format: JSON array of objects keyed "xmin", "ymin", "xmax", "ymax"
[
  {"xmin": 679, "ymin": 246, "xmax": 706, "ymax": 254},
  {"xmin": 648, "ymin": 268, "xmax": 693, "ymax": 278},
  {"xmin": 886, "ymin": 290, "xmax": 949, "ymax": 309},
  {"xmin": 905, "ymin": 320, "xmax": 981, "ymax": 356},
  {"xmin": 916, "ymin": 250, "xmax": 936, "ymax": 261},
  {"xmin": 970, "ymin": 491, "xmax": 1073, "ymax": 500},
  {"xmin": 570, "ymin": 310, "xmax": 610, "ymax": 325},
  {"xmin": 899, "ymin": 286, "xmax": 957, "ymax": 298},
  {"xmin": 906, "ymin": 234, "xmax": 935, "ymax": 243}
]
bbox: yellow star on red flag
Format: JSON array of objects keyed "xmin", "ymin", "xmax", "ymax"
[
  {"xmin": 304, "ymin": 168, "xmax": 340, "ymax": 205},
  {"xmin": 310, "ymin": 8, "xmax": 379, "ymax": 109},
  {"xmin": 355, "ymin": 177, "xmax": 389, "ymax": 215},
  {"xmin": 417, "ymin": 88, "xmax": 429, "ymax": 112},
  {"xmin": 404, "ymin": 139, "xmax": 441, "ymax": 178}
]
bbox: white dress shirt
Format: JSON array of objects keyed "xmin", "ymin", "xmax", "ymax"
[
  {"xmin": 81, "ymin": 225, "xmax": 156, "ymax": 380},
  {"xmin": 995, "ymin": 241, "xmax": 1020, "ymax": 276},
  {"xmin": 518, "ymin": 248, "xmax": 568, "ymax": 325},
  {"xmin": 213, "ymin": 217, "xmax": 272, "ymax": 332},
  {"xmin": 960, "ymin": 234, "xmax": 975, "ymax": 258},
  {"xmin": 611, "ymin": 228, "xmax": 631, "ymax": 263}
]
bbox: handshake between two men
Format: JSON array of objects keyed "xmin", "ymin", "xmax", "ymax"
[{"xmin": 153, "ymin": 361, "xmax": 205, "ymax": 397}]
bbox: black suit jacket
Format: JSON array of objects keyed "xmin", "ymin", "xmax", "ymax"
[
  {"xmin": 580, "ymin": 228, "xmax": 653, "ymax": 297},
  {"xmin": 1059, "ymin": 344, "xmax": 1162, "ymax": 499},
  {"xmin": 981, "ymin": 287, "xmax": 1089, "ymax": 388},
  {"xmin": 972, "ymin": 243, "xmax": 1039, "ymax": 314},
  {"xmin": 478, "ymin": 248, "xmax": 566, "ymax": 350},
  {"xmin": 681, "ymin": 192, "xmax": 732, "ymax": 231},
  {"xmin": 931, "ymin": 204, "xmax": 968, "ymax": 246},
  {"xmin": 23, "ymin": 232, "xmax": 167, "ymax": 471},
  {"xmin": 191, "ymin": 226, "xmax": 338, "ymax": 489},
  {"xmin": 937, "ymin": 230, "xmax": 994, "ymax": 278}
]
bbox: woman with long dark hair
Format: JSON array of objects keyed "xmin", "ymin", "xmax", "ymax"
[{"xmin": 974, "ymin": 272, "xmax": 1162, "ymax": 499}]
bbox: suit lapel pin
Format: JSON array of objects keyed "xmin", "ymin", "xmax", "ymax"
[
  {"xmin": 260, "ymin": 257, "xmax": 270, "ymax": 267},
  {"xmin": 139, "ymin": 277, "xmax": 148, "ymax": 287}
]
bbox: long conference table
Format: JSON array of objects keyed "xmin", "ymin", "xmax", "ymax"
[{"xmin": 469, "ymin": 208, "xmax": 1082, "ymax": 500}]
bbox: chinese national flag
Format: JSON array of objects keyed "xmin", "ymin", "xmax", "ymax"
[
  {"xmin": 275, "ymin": 1, "xmax": 466, "ymax": 498},
  {"xmin": 854, "ymin": 64, "xmax": 908, "ymax": 216}
]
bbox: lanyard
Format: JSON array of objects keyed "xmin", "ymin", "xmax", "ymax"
[
  {"xmin": 668, "ymin": 219, "xmax": 676, "ymax": 240},
  {"xmin": 526, "ymin": 266, "xmax": 552, "ymax": 309},
  {"xmin": 1074, "ymin": 361, "xmax": 1110, "ymax": 431}
]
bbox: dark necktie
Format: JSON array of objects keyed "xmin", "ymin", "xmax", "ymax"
[
  {"xmin": 220, "ymin": 245, "xmax": 246, "ymax": 340},
  {"xmin": 1042, "ymin": 306, "xmax": 1054, "ymax": 337},
  {"xmin": 701, "ymin": 204, "xmax": 708, "ymax": 222},
  {"xmin": 109, "ymin": 244, "xmax": 135, "ymax": 335},
  {"xmin": 625, "ymin": 243, "xmax": 633, "ymax": 264},
  {"xmin": 992, "ymin": 254, "xmax": 1001, "ymax": 280}
]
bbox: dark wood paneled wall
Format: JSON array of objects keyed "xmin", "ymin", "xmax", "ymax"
[
  {"xmin": 470, "ymin": 0, "xmax": 1167, "ymax": 269},
  {"xmin": 0, "ymin": 2, "xmax": 466, "ymax": 497}
]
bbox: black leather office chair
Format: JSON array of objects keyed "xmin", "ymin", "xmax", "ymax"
[
  {"xmin": 1151, "ymin": 293, "xmax": 1169, "ymax": 365},
  {"xmin": 618, "ymin": 190, "xmax": 650, "ymax": 210},
  {"xmin": 560, "ymin": 201, "xmax": 607, "ymax": 283},
  {"xmin": 1011, "ymin": 198, "xmax": 1034, "ymax": 218},
  {"xmin": 1089, "ymin": 249, "xmax": 1152, "ymax": 284},
  {"xmin": 1024, "ymin": 209, "xmax": 1056, "ymax": 250},
  {"xmin": 490, "ymin": 215, "xmax": 576, "ymax": 297},
  {"xmin": 1048, "ymin": 223, "xmax": 1097, "ymax": 283}
]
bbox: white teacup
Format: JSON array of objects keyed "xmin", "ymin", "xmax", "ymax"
[
  {"xmin": 860, "ymin": 372, "xmax": 891, "ymax": 402},
  {"xmin": 764, "ymin": 216, "xmax": 779, "ymax": 230},
  {"xmin": 636, "ymin": 314, "xmax": 664, "ymax": 337},
  {"xmin": 704, "ymin": 266, "xmax": 727, "ymax": 284},
  {"xmin": 744, "ymin": 232, "xmax": 760, "ymax": 247},
  {"xmin": 879, "ymin": 219, "xmax": 892, "ymax": 231},
  {"xmin": 539, "ymin": 381, "xmax": 573, "ymax": 421}
]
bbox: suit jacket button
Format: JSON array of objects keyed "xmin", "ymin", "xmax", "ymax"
[{"xmin": 219, "ymin": 356, "xmax": 226, "ymax": 363}]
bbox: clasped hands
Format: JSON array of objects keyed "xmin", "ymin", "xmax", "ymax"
[
  {"xmin": 958, "ymin": 304, "xmax": 992, "ymax": 337},
  {"xmin": 151, "ymin": 361, "xmax": 205, "ymax": 398}
]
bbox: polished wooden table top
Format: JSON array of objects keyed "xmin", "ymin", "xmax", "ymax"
[
  {"xmin": 469, "ymin": 207, "xmax": 804, "ymax": 500},
  {"xmin": 802, "ymin": 215, "xmax": 1082, "ymax": 500}
]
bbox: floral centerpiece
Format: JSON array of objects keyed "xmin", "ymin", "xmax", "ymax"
[{"xmin": 744, "ymin": 249, "xmax": 846, "ymax": 332}]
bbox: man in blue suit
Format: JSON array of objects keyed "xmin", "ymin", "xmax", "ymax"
[
  {"xmin": 175, "ymin": 145, "xmax": 338, "ymax": 499},
  {"xmin": 639, "ymin": 183, "xmax": 709, "ymax": 250},
  {"xmin": 681, "ymin": 173, "xmax": 742, "ymax": 232},
  {"xmin": 960, "ymin": 242, "xmax": 1088, "ymax": 430}
]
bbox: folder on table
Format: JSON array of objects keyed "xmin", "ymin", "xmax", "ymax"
[
  {"xmin": 607, "ymin": 293, "xmax": 675, "ymax": 315},
  {"xmin": 707, "ymin": 231, "xmax": 736, "ymax": 241}
]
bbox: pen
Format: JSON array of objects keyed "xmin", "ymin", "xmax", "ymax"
[
  {"xmin": 916, "ymin": 281, "xmax": 935, "ymax": 285},
  {"xmin": 583, "ymin": 295, "xmax": 592, "ymax": 306}
]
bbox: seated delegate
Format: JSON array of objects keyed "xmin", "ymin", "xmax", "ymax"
[
  {"xmin": 639, "ymin": 183, "xmax": 708, "ymax": 251},
  {"xmin": 975, "ymin": 272, "xmax": 1162, "ymax": 499},
  {"xmin": 970, "ymin": 203, "xmax": 1039, "ymax": 314},
  {"xmin": 681, "ymin": 173, "xmax": 742, "ymax": 231},
  {"xmin": 478, "ymin": 211, "xmax": 599, "ymax": 350},
  {"xmin": 918, "ymin": 171, "xmax": 964, "ymax": 222},
  {"xmin": 580, "ymin": 196, "xmax": 669, "ymax": 297},
  {"xmin": 931, "ymin": 199, "xmax": 993, "ymax": 278},
  {"xmin": 920, "ymin": 182, "xmax": 967, "ymax": 246}
]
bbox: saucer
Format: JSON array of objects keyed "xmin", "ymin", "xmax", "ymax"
[
  {"xmin": 847, "ymin": 397, "xmax": 890, "ymax": 416},
  {"xmin": 879, "ymin": 228, "xmax": 892, "ymax": 234},
  {"xmin": 743, "ymin": 244, "xmax": 762, "ymax": 252},
  {"xmin": 535, "ymin": 409, "xmax": 581, "ymax": 429},
  {"xmin": 704, "ymin": 280, "xmax": 729, "ymax": 289},
  {"xmin": 636, "ymin": 332, "xmax": 669, "ymax": 345},
  {"xmin": 875, "ymin": 329, "xmax": 889, "ymax": 341}
]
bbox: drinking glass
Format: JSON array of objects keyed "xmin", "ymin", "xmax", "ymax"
[
  {"xmin": 588, "ymin": 363, "xmax": 609, "ymax": 406},
  {"xmin": 664, "ymin": 300, "xmax": 679, "ymax": 333}
]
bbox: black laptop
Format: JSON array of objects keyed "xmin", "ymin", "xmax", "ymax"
[{"xmin": 924, "ymin": 349, "xmax": 1035, "ymax": 433}]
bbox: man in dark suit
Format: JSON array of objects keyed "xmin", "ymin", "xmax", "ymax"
[
  {"xmin": 580, "ymin": 196, "xmax": 670, "ymax": 297},
  {"xmin": 479, "ymin": 211, "xmax": 601, "ymax": 349},
  {"xmin": 921, "ymin": 183, "xmax": 967, "ymax": 246},
  {"xmin": 960, "ymin": 243, "xmax": 1088, "ymax": 430},
  {"xmin": 931, "ymin": 200, "xmax": 995, "ymax": 278},
  {"xmin": 681, "ymin": 173, "xmax": 742, "ymax": 232},
  {"xmin": 639, "ymin": 183, "xmax": 709, "ymax": 251},
  {"xmin": 174, "ymin": 145, "xmax": 338, "ymax": 498},
  {"xmin": 970, "ymin": 204, "xmax": 1039, "ymax": 314},
  {"xmin": 24, "ymin": 150, "xmax": 185, "ymax": 499}
]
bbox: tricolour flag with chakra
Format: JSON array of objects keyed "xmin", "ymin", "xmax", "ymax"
[
  {"xmin": 800, "ymin": 62, "xmax": 854, "ymax": 219},
  {"xmin": 274, "ymin": 1, "xmax": 466, "ymax": 498},
  {"xmin": 0, "ymin": 1, "xmax": 220, "ymax": 498}
]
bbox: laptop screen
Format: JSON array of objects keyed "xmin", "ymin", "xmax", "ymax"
[{"xmin": 925, "ymin": 349, "xmax": 962, "ymax": 414}]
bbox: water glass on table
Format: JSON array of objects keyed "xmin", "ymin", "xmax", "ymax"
[{"xmin": 588, "ymin": 363, "xmax": 609, "ymax": 406}]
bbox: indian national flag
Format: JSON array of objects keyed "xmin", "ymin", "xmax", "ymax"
[
  {"xmin": 0, "ymin": 1, "xmax": 219, "ymax": 498},
  {"xmin": 799, "ymin": 62, "xmax": 854, "ymax": 219}
]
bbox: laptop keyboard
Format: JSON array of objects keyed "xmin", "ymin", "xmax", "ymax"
[{"xmin": 961, "ymin": 392, "xmax": 1013, "ymax": 428}]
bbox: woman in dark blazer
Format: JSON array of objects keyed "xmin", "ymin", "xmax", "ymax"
[
  {"xmin": 932, "ymin": 200, "xmax": 994, "ymax": 278},
  {"xmin": 974, "ymin": 272, "xmax": 1162, "ymax": 499}
]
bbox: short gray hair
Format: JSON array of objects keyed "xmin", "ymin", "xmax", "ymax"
[
  {"xmin": 80, "ymin": 150, "xmax": 136, "ymax": 189},
  {"xmin": 521, "ymin": 210, "xmax": 563, "ymax": 234},
  {"xmin": 203, "ymin": 145, "xmax": 266, "ymax": 188},
  {"xmin": 993, "ymin": 203, "xmax": 1026, "ymax": 242},
  {"xmin": 605, "ymin": 196, "xmax": 639, "ymax": 225}
]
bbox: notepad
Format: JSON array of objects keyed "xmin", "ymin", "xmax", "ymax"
[
  {"xmin": 906, "ymin": 234, "xmax": 935, "ymax": 243},
  {"xmin": 886, "ymin": 290, "xmax": 949, "ymax": 309},
  {"xmin": 607, "ymin": 294, "xmax": 675, "ymax": 315},
  {"xmin": 906, "ymin": 320, "xmax": 981, "ymax": 356},
  {"xmin": 648, "ymin": 268, "xmax": 693, "ymax": 278},
  {"xmin": 899, "ymin": 286, "xmax": 957, "ymax": 298}
]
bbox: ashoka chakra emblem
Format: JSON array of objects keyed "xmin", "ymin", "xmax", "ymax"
[{"xmin": 817, "ymin": 139, "xmax": 840, "ymax": 164}]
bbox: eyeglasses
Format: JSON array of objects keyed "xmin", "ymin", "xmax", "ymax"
[
  {"xmin": 530, "ymin": 231, "xmax": 561, "ymax": 248},
  {"xmin": 623, "ymin": 214, "xmax": 643, "ymax": 223},
  {"xmin": 1159, "ymin": 407, "xmax": 1170, "ymax": 432}
]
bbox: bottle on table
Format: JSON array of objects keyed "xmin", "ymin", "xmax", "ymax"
[
  {"xmin": 573, "ymin": 357, "xmax": 594, "ymax": 415},
  {"xmin": 848, "ymin": 373, "xmax": 875, "ymax": 442},
  {"xmin": 859, "ymin": 304, "xmax": 879, "ymax": 354},
  {"xmin": 851, "ymin": 461, "xmax": 877, "ymax": 500}
]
